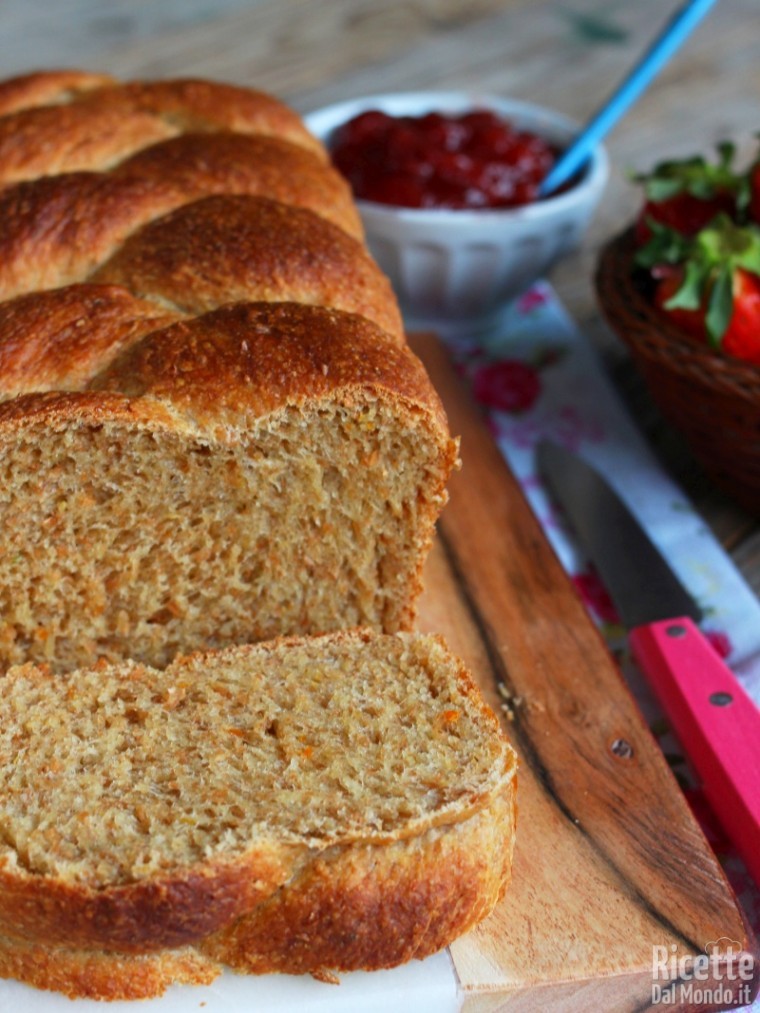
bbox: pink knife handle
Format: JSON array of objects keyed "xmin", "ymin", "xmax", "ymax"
[{"xmin": 629, "ymin": 617, "xmax": 760, "ymax": 886}]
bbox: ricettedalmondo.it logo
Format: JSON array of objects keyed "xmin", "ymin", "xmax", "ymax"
[{"xmin": 651, "ymin": 938, "xmax": 756, "ymax": 1007}]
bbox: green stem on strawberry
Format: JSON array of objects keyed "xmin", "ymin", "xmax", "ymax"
[
  {"xmin": 633, "ymin": 141, "xmax": 742, "ymax": 204},
  {"xmin": 636, "ymin": 215, "xmax": 760, "ymax": 353},
  {"xmin": 630, "ymin": 141, "xmax": 754, "ymax": 245},
  {"xmin": 635, "ymin": 218, "xmax": 692, "ymax": 268},
  {"xmin": 705, "ymin": 265, "xmax": 734, "ymax": 347}
]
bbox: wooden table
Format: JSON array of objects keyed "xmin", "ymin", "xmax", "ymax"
[{"xmin": 3, "ymin": 0, "xmax": 757, "ymax": 588}]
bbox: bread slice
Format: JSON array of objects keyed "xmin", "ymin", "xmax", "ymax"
[{"xmin": 0, "ymin": 630, "xmax": 517, "ymax": 998}]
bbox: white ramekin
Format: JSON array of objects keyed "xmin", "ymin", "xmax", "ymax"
[{"xmin": 306, "ymin": 92, "xmax": 609, "ymax": 337}]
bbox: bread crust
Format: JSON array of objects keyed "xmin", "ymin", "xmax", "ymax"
[
  {"xmin": 91, "ymin": 301, "xmax": 441, "ymax": 427},
  {"xmin": 0, "ymin": 784, "xmax": 515, "ymax": 963},
  {"xmin": 201, "ymin": 775, "xmax": 517, "ymax": 978},
  {"xmin": 0, "ymin": 300, "xmax": 451, "ymax": 442},
  {"xmin": 0, "ymin": 846, "xmax": 299, "ymax": 952},
  {"xmin": 0, "ymin": 284, "xmax": 181, "ymax": 397},
  {"xmin": 0, "ymin": 77, "xmax": 323, "ymax": 184},
  {"xmin": 0, "ymin": 70, "xmax": 115, "ymax": 117},
  {"xmin": 0, "ymin": 932, "xmax": 221, "ymax": 1000},
  {"xmin": 0, "ymin": 782, "xmax": 515, "ymax": 1000},
  {"xmin": 0, "ymin": 387, "xmax": 184, "ymax": 435},
  {"xmin": 91, "ymin": 195, "xmax": 401, "ymax": 336},
  {"xmin": 116, "ymin": 132, "xmax": 363, "ymax": 237},
  {"xmin": 0, "ymin": 153, "xmax": 360, "ymax": 302}
]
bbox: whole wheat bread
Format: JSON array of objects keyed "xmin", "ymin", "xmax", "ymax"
[
  {"xmin": 0, "ymin": 70, "xmax": 516, "ymax": 1000},
  {"xmin": 0, "ymin": 630, "xmax": 517, "ymax": 999},
  {"xmin": 0, "ymin": 70, "xmax": 456, "ymax": 673}
]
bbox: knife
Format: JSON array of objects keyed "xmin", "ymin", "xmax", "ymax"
[{"xmin": 536, "ymin": 439, "xmax": 760, "ymax": 885}]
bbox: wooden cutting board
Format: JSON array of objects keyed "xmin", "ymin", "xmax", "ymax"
[{"xmin": 410, "ymin": 333, "xmax": 759, "ymax": 1013}]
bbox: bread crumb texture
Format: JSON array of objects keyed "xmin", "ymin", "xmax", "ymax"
[
  {"xmin": 0, "ymin": 632, "xmax": 511, "ymax": 886},
  {"xmin": 0, "ymin": 395, "xmax": 450, "ymax": 672}
]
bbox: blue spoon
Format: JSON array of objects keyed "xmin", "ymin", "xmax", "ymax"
[{"xmin": 540, "ymin": 0, "xmax": 719, "ymax": 197}]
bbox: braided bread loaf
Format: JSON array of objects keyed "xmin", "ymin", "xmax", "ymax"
[
  {"xmin": 0, "ymin": 72, "xmax": 519, "ymax": 1002},
  {"xmin": 0, "ymin": 70, "xmax": 457, "ymax": 674}
]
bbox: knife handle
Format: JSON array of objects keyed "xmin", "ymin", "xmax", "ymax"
[{"xmin": 629, "ymin": 617, "xmax": 760, "ymax": 886}]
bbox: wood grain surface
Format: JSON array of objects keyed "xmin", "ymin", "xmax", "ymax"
[{"xmin": 412, "ymin": 332, "xmax": 759, "ymax": 1012}]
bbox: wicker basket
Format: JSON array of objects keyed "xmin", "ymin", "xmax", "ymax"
[{"xmin": 595, "ymin": 228, "xmax": 760, "ymax": 515}]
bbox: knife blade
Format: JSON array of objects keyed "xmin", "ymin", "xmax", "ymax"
[{"xmin": 536, "ymin": 439, "xmax": 760, "ymax": 885}]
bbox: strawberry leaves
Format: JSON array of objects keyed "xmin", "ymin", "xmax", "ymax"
[
  {"xmin": 636, "ymin": 215, "xmax": 760, "ymax": 345},
  {"xmin": 705, "ymin": 266, "xmax": 734, "ymax": 345},
  {"xmin": 634, "ymin": 218, "xmax": 691, "ymax": 269},
  {"xmin": 634, "ymin": 142, "xmax": 746, "ymax": 205},
  {"xmin": 662, "ymin": 259, "xmax": 704, "ymax": 311},
  {"xmin": 631, "ymin": 139, "xmax": 760, "ymax": 364},
  {"xmin": 631, "ymin": 141, "xmax": 760, "ymax": 246}
]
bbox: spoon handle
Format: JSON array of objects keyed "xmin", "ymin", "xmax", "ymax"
[{"xmin": 540, "ymin": 0, "xmax": 719, "ymax": 196}]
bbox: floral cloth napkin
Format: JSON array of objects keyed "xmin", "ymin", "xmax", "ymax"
[{"xmin": 443, "ymin": 282, "xmax": 760, "ymax": 1006}]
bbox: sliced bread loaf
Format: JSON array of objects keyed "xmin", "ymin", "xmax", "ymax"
[
  {"xmin": 0, "ymin": 70, "xmax": 451, "ymax": 674},
  {"xmin": 0, "ymin": 303, "xmax": 455, "ymax": 673},
  {"xmin": 0, "ymin": 630, "xmax": 517, "ymax": 997}
]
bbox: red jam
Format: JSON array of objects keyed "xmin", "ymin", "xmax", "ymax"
[{"xmin": 330, "ymin": 109, "xmax": 558, "ymax": 210}]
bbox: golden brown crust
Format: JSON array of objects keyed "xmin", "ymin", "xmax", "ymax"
[
  {"xmin": 0, "ymin": 301, "xmax": 449, "ymax": 440},
  {"xmin": 201, "ymin": 782, "xmax": 516, "ymax": 977},
  {"xmin": 92, "ymin": 195, "xmax": 401, "ymax": 335},
  {"xmin": 0, "ymin": 172, "xmax": 178, "ymax": 299},
  {"xmin": 0, "ymin": 775, "xmax": 514, "ymax": 963},
  {"xmin": 115, "ymin": 79, "xmax": 325, "ymax": 157},
  {"xmin": 90, "ymin": 301, "xmax": 446, "ymax": 432},
  {"xmin": 0, "ymin": 103, "xmax": 172, "ymax": 185},
  {"xmin": 0, "ymin": 777, "xmax": 515, "ymax": 999},
  {"xmin": 0, "ymin": 846, "xmax": 298, "ymax": 952},
  {"xmin": 0, "ymin": 152, "xmax": 361, "ymax": 302},
  {"xmin": 0, "ymin": 284, "xmax": 181, "ymax": 397},
  {"xmin": 0, "ymin": 70, "xmax": 114, "ymax": 118},
  {"xmin": 116, "ymin": 132, "xmax": 363, "ymax": 237},
  {"xmin": 0, "ymin": 77, "xmax": 323, "ymax": 184},
  {"xmin": 0, "ymin": 387, "xmax": 181, "ymax": 432},
  {"xmin": 0, "ymin": 931, "xmax": 220, "ymax": 1000}
]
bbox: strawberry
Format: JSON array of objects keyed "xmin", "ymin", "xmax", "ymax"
[
  {"xmin": 720, "ymin": 269, "xmax": 760, "ymax": 364},
  {"xmin": 651, "ymin": 265, "xmax": 705, "ymax": 341},
  {"xmin": 633, "ymin": 143, "xmax": 744, "ymax": 245},
  {"xmin": 637, "ymin": 215, "xmax": 760, "ymax": 365}
]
